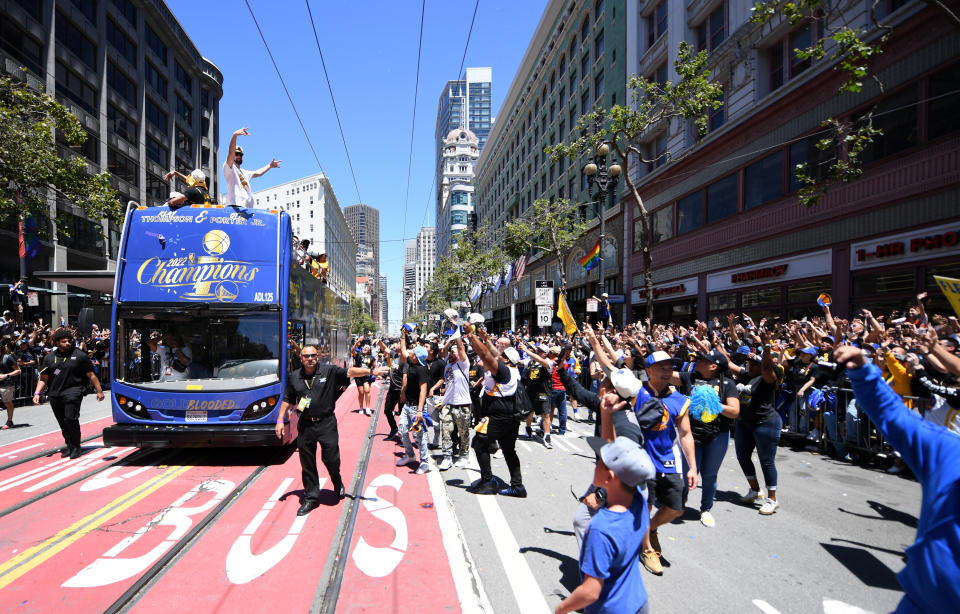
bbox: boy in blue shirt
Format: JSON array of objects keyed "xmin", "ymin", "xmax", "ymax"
[{"xmin": 556, "ymin": 436, "xmax": 655, "ymax": 614}]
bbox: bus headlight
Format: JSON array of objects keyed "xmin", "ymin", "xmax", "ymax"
[
  {"xmin": 241, "ymin": 396, "xmax": 279, "ymax": 421},
  {"xmin": 115, "ymin": 393, "xmax": 149, "ymax": 419}
]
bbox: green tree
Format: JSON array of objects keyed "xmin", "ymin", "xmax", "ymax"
[
  {"xmin": 0, "ymin": 74, "xmax": 120, "ymax": 235},
  {"xmin": 425, "ymin": 223, "xmax": 507, "ymax": 313},
  {"xmin": 548, "ymin": 42, "xmax": 723, "ymax": 323},
  {"xmin": 349, "ymin": 296, "xmax": 378, "ymax": 335},
  {"xmin": 503, "ymin": 198, "xmax": 589, "ymax": 297}
]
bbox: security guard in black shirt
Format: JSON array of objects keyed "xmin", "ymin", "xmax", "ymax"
[
  {"xmin": 276, "ymin": 344, "xmax": 388, "ymax": 516},
  {"xmin": 33, "ymin": 328, "xmax": 105, "ymax": 458}
]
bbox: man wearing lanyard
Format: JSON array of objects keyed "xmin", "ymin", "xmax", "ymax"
[
  {"xmin": 33, "ymin": 329, "xmax": 105, "ymax": 458},
  {"xmin": 276, "ymin": 344, "xmax": 388, "ymax": 516}
]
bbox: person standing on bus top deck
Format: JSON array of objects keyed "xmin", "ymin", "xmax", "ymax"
[
  {"xmin": 147, "ymin": 333, "xmax": 193, "ymax": 382},
  {"xmin": 33, "ymin": 329, "xmax": 104, "ymax": 459},
  {"xmin": 223, "ymin": 127, "xmax": 281, "ymax": 208},
  {"xmin": 276, "ymin": 344, "xmax": 388, "ymax": 516}
]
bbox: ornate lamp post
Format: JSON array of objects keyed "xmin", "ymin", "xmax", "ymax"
[{"xmin": 584, "ymin": 142, "xmax": 621, "ymax": 296}]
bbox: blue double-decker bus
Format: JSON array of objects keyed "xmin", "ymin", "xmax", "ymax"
[{"xmin": 103, "ymin": 204, "xmax": 349, "ymax": 447}]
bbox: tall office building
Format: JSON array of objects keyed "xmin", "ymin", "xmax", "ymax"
[
  {"xmin": 402, "ymin": 239, "xmax": 417, "ymax": 319},
  {"xmin": 0, "ymin": 0, "xmax": 223, "ymax": 321},
  {"xmin": 434, "ymin": 68, "xmax": 491, "ymax": 262},
  {"xmin": 343, "ymin": 203, "xmax": 380, "ymax": 319},
  {"xmin": 378, "ymin": 273, "xmax": 388, "ymax": 330},
  {"xmin": 436, "ymin": 128, "xmax": 480, "ymax": 260},
  {"xmin": 414, "ymin": 227, "xmax": 435, "ymax": 311},
  {"xmin": 252, "ymin": 173, "xmax": 356, "ymax": 299}
]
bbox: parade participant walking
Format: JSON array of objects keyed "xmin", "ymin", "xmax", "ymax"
[
  {"xmin": 637, "ymin": 350, "xmax": 697, "ymax": 576},
  {"xmin": 671, "ymin": 349, "xmax": 740, "ymax": 528},
  {"xmin": 33, "ymin": 329, "xmax": 104, "ymax": 458},
  {"xmin": 519, "ymin": 343, "xmax": 554, "ymax": 446},
  {"xmin": 379, "ymin": 339, "xmax": 404, "ymax": 440},
  {"xmin": 276, "ymin": 344, "xmax": 387, "ymax": 516},
  {"xmin": 437, "ymin": 335, "xmax": 473, "ymax": 470},
  {"xmin": 735, "ymin": 342, "xmax": 785, "ymax": 515},
  {"xmin": 352, "ymin": 339, "xmax": 375, "ymax": 415},
  {"xmin": 396, "ymin": 339, "xmax": 432, "ymax": 474},
  {"xmin": 0, "ymin": 341, "xmax": 21, "ymax": 429},
  {"xmin": 556, "ymin": 436, "xmax": 654, "ymax": 614},
  {"xmin": 223, "ymin": 127, "xmax": 281, "ymax": 208},
  {"xmin": 464, "ymin": 321, "xmax": 527, "ymax": 497}
]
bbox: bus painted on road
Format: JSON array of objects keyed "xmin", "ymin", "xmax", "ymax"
[{"xmin": 103, "ymin": 204, "xmax": 349, "ymax": 447}]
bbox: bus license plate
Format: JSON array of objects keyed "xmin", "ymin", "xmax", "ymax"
[{"xmin": 185, "ymin": 410, "xmax": 207, "ymax": 423}]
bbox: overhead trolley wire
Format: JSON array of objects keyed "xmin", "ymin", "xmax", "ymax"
[
  {"xmin": 244, "ymin": 0, "xmax": 326, "ymax": 174},
  {"xmin": 304, "ymin": 0, "xmax": 363, "ymax": 205},
  {"xmin": 401, "ymin": 0, "xmax": 428, "ymax": 243}
]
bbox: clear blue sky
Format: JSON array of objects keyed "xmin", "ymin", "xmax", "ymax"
[{"xmin": 167, "ymin": 0, "xmax": 548, "ymax": 330}]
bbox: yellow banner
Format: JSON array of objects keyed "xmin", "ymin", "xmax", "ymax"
[
  {"xmin": 557, "ymin": 293, "xmax": 578, "ymax": 335},
  {"xmin": 934, "ymin": 275, "xmax": 960, "ymax": 318}
]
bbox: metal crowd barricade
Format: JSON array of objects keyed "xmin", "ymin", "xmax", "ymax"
[
  {"xmin": 14, "ymin": 365, "xmax": 40, "ymax": 406},
  {"xmin": 780, "ymin": 381, "xmax": 923, "ymax": 463}
]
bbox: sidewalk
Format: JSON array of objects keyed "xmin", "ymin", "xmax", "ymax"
[{"xmin": 0, "ymin": 394, "xmax": 114, "ymax": 447}]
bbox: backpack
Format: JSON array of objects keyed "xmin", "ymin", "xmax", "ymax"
[{"xmin": 513, "ymin": 380, "xmax": 533, "ymax": 420}]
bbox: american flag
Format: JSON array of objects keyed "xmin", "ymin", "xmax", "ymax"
[{"xmin": 513, "ymin": 254, "xmax": 528, "ymax": 282}]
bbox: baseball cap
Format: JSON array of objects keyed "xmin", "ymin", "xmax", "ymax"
[
  {"xmin": 822, "ymin": 335, "xmax": 836, "ymax": 343},
  {"xmin": 443, "ymin": 308, "xmax": 459, "ymax": 320},
  {"xmin": 467, "ymin": 313, "xmax": 485, "ymax": 324},
  {"xmin": 585, "ymin": 436, "xmax": 654, "ymax": 488},
  {"xmin": 536, "ymin": 343, "xmax": 550, "ymax": 353},
  {"xmin": 549, "ymin": 345, "xmax": 561, "ymax": 355},
  {"xmin": 414, "ymin": 346, "xmax": 428, "ymax": 366},
  {"xmin": 609, "ymin": 368, "xmax": 641, "ymax": 400},
  {"xmin": 602, "ymin": 292, "xmax": 609, "ymax": 298},
  {"xmin": 644, "ymin": 350, "xmax": 676, "ymax": 368},
  {"xmin": 502, "ymin": 347, "xmax": 521, "ymax": 365},
  {"xmin": 799, "ymin": 347, "xmax": 818, "ymax": 356},
  {"xmin": 425, "ymin": 332, "xmax": 439, "ymax": 342},
  {"xmin": 697, "ymin": 349, "xmax": 729, "ymax": 371},
  {"xmin": 234, "ymin": 146, "xmax": 244, "ymax": 155},
  {"xmin": 736, "ymin": 345, "xmax": 751, "ymax": 355}
]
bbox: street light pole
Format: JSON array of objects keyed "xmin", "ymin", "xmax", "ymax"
[{"xmin": 584, "ymin": 141, "xmax": 621, "ymax": 298}]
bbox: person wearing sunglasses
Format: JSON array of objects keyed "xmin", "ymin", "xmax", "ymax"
[
  {"xmin": 223, "ymin": 127, "xmax": 281, "ymax": 208},
  {"xmin": 276, "ymin": 344, "xmax": 388, "ymax": 516}
]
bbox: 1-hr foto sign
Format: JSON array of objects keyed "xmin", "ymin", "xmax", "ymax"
[{"xmin": 535, "ymin": 280, "xmax": 554, "ymax": 306}]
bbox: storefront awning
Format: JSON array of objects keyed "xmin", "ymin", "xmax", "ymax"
[{"xmin": 33, "ymin": 270, "xmax": 115, "ymax": 294}]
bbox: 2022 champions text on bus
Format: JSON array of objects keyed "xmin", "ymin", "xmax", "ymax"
[{"xmin": 103, "ymin": 204, "xmax": 349, "ymax": 447}]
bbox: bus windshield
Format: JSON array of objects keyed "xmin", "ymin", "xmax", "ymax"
[{"xmin": 116, "ymin": 305, "xmax": 282, "ymax": 391}]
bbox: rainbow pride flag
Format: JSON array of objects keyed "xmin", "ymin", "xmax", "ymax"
[{"xmin": 579, "ymin": 240, "xmax": 600, "ymax": 270}]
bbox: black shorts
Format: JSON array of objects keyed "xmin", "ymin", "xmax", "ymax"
[
  {"xmin": 354, "ymin": 377, "xmax": 372, "ymax": 388},
  {"xmin": 647, "ymin": 472, "xmax": 686, "ymax": 511}
]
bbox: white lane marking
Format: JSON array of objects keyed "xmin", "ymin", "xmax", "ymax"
[
  {"xmin": 475, "ymin": 490, "xmax": 552, "ymax": 614},
  {"xmin": 427, "ymin": 457, "xmax": 494, "ymax": 613},
  {"xmin": 550, "ymin": 436, "xmax": 577, "ymax": 454},
  {"xmin": 516, "ymin": 440, "xmax": 531, "ymax": 453},
  {"xmin": 0, "ymin": 443, "xmax": 43, "ymax": 458},
  {"xmin": 753, "ymin": 599, "xmax": 783, "ymax": 614},
  {"xmin": 351, "ymin": 473, "xmax": 408, "ymax": 578},
  {"xmin": 823, "ymin": 599, "xmax": 877, "ymax": 614}
]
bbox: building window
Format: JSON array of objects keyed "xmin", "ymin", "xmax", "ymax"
[
  {"xmin": 106, "ymin": 19, "xmax": 137, "ymax": 67},
  {"xmin": 647, "ymin": 1, "xmax": 667, "ymax": 48},
  {"xmin": 145, "ymin": 97, "xmax": 168, "ymax": 132},
  {"xmin": 595, "ymin": 30, "xmax": 604, "ymax": 58},
  {"xmin": 15, "ymin": 0, "xmax": 42, "ymax": 21},
  {"xmin": 146, "ymin": 62, "xmax": 167, "ymax": 98},
  {"xmin": 0, "ymin": 19, "xmax": 42, "ymax": 74},
  {"xmin": 861, "ymin": 86, "xmax": 919, "ymax": 162},
  {"xmin": 108, "ymin": 147, "xmax": 139, "ymax": 186},
  {"xmin": 176, "ymin": 129, "xmax": 192, "ymax": 154},
  {"xmin": 651, "ymin": 204, "xmax": 674, "ymax": 244},
  {"xmin": 581, "ymin": 17, "xmax": 591, "ymax": 44},
  {"xmin": 697, "ymin": 1, "xmax": 727, "ymax": 51},
  {"xmin": 708, "ymin": 90, "xmax": 725, "ymax": 132},
  {"xmin": 706, "ymin": 173, "xmax": 737, "ymax": 223},
  {"xmin": 55, "ymin": 61, "xmax": 97, "ymax": 114},
  {"xmin": 176, "ymin": 95, "xmax": 192, "ymax": 124},
  {"xmin": 789, "ymin": 135, "xmax": 831, "ymax": 192},
  {"xmin": 928, "ymin": 62, "xmax": 960, "ymax": 138},
  {"xmin": 744, "ymin": 151, "xmax": 784, "ymax": 209},
  {"xmin": 650, "ymin": 62, "xmax": 667, "ymax": 88},
  {"xmin": 581, "ymin": 90, "xmax": 591, "ymax": 115},
  {"xmin": 106, "ymin": 62, "xmax": 137, "ymax": 106},
  {"xmin": 677, "ymin": 192, "xmax": 703, "ymax": 234},
  {"xmin": 145, "ymin": 24, "xmax": 167, "ymax": 63},
  {"xmin": 146, "ymin": 172, "xmax": 167, "ymax": 203},
  {"xmin": 111, "ymin": 0, "xmax": 136, "ymax": 25},
  {"xmin": 108, "ymin": 104, "xmax": 138, "ymax": 145},
  {"xmin": 175, "ymin": 60, "xmax": 192, "ymax": 93},
  {"xmin": 146, "ymin": 136, "xmax": 168, "ymax": 166},
  {"xmin": 594, "ymin": 70, "xmax": 604, "ymax": 100},
  {"xmin": 55, "ymin": 14, "xmax": 97, "ymax": 70},
  {"xmin": 581, "ymin": 51, "xmax": 590, "ymax": 78},
  {"xmin": 768, "ymin": 21, "xmax": 818, "ymax": 93}
]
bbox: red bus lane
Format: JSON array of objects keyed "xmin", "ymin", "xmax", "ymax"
[
  {"xmin": 0, "ymin": 461, "xmax": 259, "ymax": 611},
  {"xmin": 126, "ymin": 384, "xmax": 382, "ymax": 613},
  {"xmin": 0, "ymin": 415, "xmax": 116, "ymax": 463},
  {"xmin": 0, "ymin": 442, "xmax": 141, "ymax": 512},
  {"xmin": 335, "ymin": 407, "xmax": 461, "ymax": 614}
]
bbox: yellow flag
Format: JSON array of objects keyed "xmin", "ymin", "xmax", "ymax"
[
  {"xmin": 934, "ymin": 275, "xmax": 960, "ymax": 318},
  {"xmin": 557, "ymin": 293, "xmax": 578, "ymax": 335}
]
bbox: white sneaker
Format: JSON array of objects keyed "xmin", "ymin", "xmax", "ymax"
[
  {"xmin": 415, "ymin": 462, "xmax": 431, "ymax": 474},
  {"xmin": 759, "ymin": 498, "xmax": 780, "ymax": 515},
  {"xmin": 806, "ymin": 428, "xmax": 820, "ymax": 441},
  {"xmin": 454, "ymin": 455, "xmax": 470, "ymax": 468},
  {"xmin": 740, "ymin": 488, "xmax": 765, "ymax": 503},
  {"xmin": 396, "ymin": 455, "xmax": 414, "ymax": 467},
  {"xmin": 438, "ymin": 456, "xmax": 453, "ymax": 471},
  {"xmin": 700, "ymin": 511, "xmax": 716, "ymax": 528}
]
